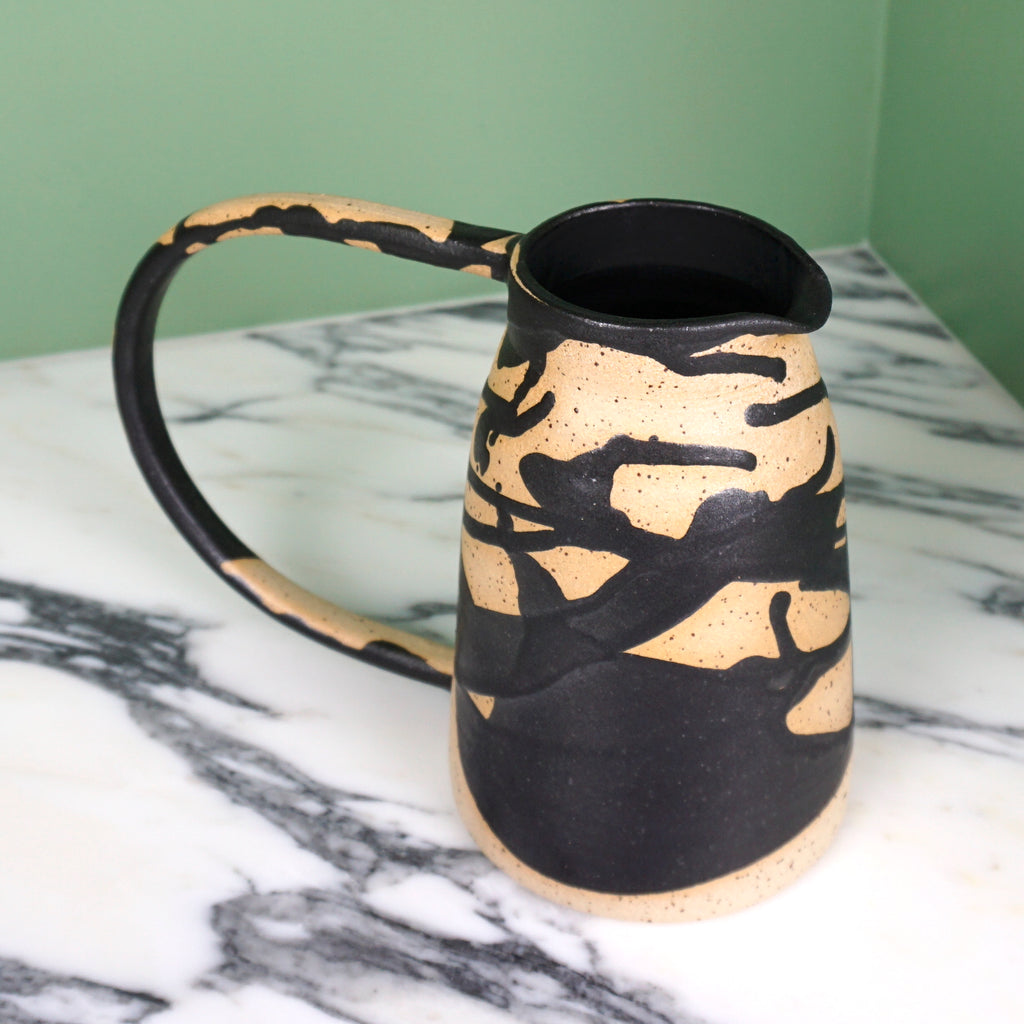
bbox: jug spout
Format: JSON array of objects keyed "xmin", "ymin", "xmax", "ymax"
[{"xmin": 506, "ymin": 198, "xmax": 832, "ymax": 352}]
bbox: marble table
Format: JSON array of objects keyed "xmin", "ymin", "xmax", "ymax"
[{"xmin": 0, "ymin": 246, "xmax": 1022, "ymax": 1024}]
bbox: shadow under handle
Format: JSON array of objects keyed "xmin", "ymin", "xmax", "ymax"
[{"xmin": 113, "ymin": 193, "xmax": 519, "ymax": 688}]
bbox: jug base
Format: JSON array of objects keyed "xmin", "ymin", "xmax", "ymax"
[{"xmin": 450, "ymin": 697, "xmax": 851, "ymax": 922}]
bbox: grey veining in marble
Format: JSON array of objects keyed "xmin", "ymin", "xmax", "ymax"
[
  {"xmin": 0, "ymin": 576, "xmax": 695, "ymax": 1024},
  {"xmin": 0, "ymin": 957, "xmax": 169, "ymax": 1024}
]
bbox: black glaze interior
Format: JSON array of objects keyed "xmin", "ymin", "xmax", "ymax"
[{"xmin": 518, "ymin": 200, "xmax": 830, "ymax": 330}]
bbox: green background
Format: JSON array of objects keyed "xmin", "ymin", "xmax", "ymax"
[
  {"xmin": 871, "ymin": 1, "xmax": 1024, "ymax": 401},
  {"xmin": 1, "ymin": 1, "xmax": 1020, "ymax": 402}
]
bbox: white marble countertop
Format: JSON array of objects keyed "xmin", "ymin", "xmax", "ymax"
[{"xmin": 0, "ymin": 246, "xmax": 1022, "ymax": 1023}]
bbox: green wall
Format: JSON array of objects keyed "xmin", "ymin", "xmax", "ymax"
[
  {"xmin": 0, "ymin": 1, "xmax": 885, "ymax": 360},
  {"xmin": 3, "ymin": 1, "xmax": 1020, "ymax": 405},
  {"xmin": 870, "ymin": 0, "xmax": 1024, "ymax": 402}
]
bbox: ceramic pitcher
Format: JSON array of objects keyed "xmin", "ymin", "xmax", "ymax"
[{"xmin": 114, "ymin": 194, "xmax": 852, "ymax": 921}]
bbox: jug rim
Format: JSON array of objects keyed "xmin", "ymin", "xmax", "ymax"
[{"xmin": 511, "ymin": 198, "xmax": 832, "ymax": 339}]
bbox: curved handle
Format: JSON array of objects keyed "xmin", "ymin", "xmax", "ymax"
[{"xmin": 113, "ymin": 193, "xmax": 519, "ymax": 687}]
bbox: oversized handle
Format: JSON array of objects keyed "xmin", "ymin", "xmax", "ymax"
[{"xmin": 113, "ymin": 193, "xmax": 519, "ymax": 687}]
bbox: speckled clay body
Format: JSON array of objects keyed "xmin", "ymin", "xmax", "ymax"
[{"xmin": 114, "ymin": 195, "xmax": 851, "ymax": 921}]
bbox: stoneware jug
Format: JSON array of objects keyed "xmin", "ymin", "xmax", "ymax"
[{"xmin": 113, "ymin": 194, "xmax": 853, "ymax": 921}]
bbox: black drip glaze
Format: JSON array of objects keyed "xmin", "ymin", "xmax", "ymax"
[
  {"xmin": 456, "ymin": 199, "xmax": 849, "ymax": 895},
  {"xmin": 455, "ymin": 440, "xmax": 852, "ymax": 893}
]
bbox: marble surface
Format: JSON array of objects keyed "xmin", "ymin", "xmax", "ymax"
[{"xmin": 1, "ymin": 246, "xmax": 1022, "ymax": 1023}]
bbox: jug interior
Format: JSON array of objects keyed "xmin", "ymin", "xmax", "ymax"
[{"xmin": 521, "ymin": 201, "xmax": 813, "ymax": 323}]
